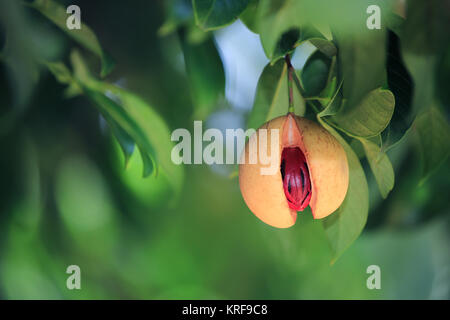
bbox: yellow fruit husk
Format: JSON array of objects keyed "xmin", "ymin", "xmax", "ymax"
[{"xmin": 239, "ymin": 114, "xmax": 349, "ymax": 228}]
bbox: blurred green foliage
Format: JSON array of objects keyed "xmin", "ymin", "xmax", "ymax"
[{"xmin": 0, "ymin": 0, "xmax": 448, "ymax": 300}]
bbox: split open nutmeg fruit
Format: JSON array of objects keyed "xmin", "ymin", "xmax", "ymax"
[{"xmin": 239, "ymin": 113, "xmax": 349, "ymax": 228}]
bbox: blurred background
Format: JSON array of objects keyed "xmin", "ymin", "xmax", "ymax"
[{"xmin": 0, "ymin": 0, "xmax": 448, "ymax": 299}]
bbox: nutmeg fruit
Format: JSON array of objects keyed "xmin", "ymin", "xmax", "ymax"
[{"xmin": 239, "ymin": 113, "xmax": 349, "ymax": 228}]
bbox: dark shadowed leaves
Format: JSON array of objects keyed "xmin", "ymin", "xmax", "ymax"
[
  {"xmin": 414, "ymin": 105, "xmax": 450, "ymax": 184},
  {"xmin": 316, "ymin": 78, "xmax": 343, "ymax": 117},
  {"xmin": 179, "ymin": 29, "xmax": 225, "ymax": 119},
  {"xmin": 0, "ymin": 0, "xmax": 39, "ymax": 111},
  {"xmin": 301, "ymin": 51, "xmax": 331, "ymax": 97},
  {"xmin": 381, "ymin": 31, "xmax": 414, "ymax": 151}
]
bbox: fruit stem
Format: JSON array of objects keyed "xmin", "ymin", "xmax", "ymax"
[{"xmin": 285, "ymin": 54, "xmax": 294, "ymax": 113}]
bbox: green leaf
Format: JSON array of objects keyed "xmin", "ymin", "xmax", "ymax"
[
  {"xmin": 295, "ymin": 26, "xmax": 337, "ymax": 58},
  {"xmin": 301, "ymin": 50, "xmax": 331, "ymax": 97},
  {"xmin": 78, "ymin": 84, "xmax": 183, "ymax": 196},
  {"xmin": 401, "ymin": 0, "xmax": 449, "ymax": 55},
  {"xmin": 81, "ymin": 87, "xmax": 158, "ymax": 178},
  {"xmin": 193, "ymin": 0, "xmax": 250, "ymax": 31},
  {"xmin": 138, "ymin": 146, "xmax": 156, "ymax": 178},
  {"xmin": 45, "ymin": 61, "xmax": 83, "ymax": 97},
  {"xmin": 87, "ymin": 84, "xmax": 183, "ymax": 195},
  {"xmin": 359, "ymin": 138, "xmax": 395, "ymax": 198},
  {"xmin": 317, "ymin": 78, "xmax": 343, "ymax": 117},
  {"xmin": 239, "ymin": 0, "xmax": 259, "ymax": 33},
  {"xmin": 414, "ymin": 105, "xmax": 450, "ymax": 184},
  {"xmin": 307, "ymin": 38, "xmax": 337, "ymax": 57},
  {"xmin": 179, "ymin": 29, "xmax": 225, "ymax": 119},
  {"xmin": 247, "ymin": 59, "xmax": 305, "ymax": 129},
  {"xmin": 319, "ymin": 76, "xmax": 338, "ymax": 102},
  {"xmin": 318, "ymin": 118, "xmax": 369, "ymax": 264},
  {"xmin": 101, "ymin": 112, "xmax": 135, "ymax": 168},
  {"xmin": 45, "ymin": 61, "xmax": 73, "ymax": 84},
  {"xmin": 256, "ymin": 0, "xmax": 337, "ymax": 63},
  {"xmin": 435, "ymin": 46, "xmax": 450, "ymax": 107},
  {"xmin": 29, "ymin": 0, "xmax": 114, "ymax": 77},
  {"xmin": 335, "ymin": 28, "xmax": 387, "ymax": 111},
  {"xmin": 257, "ymin": 0, "xmax": 390, "ymax": 63},
  {"xmin": 332, "ymin": 88, "xmax": 395, "ymax": 138},
  {"xmin": 256, "ymin": 0, "xmax": 302, "ymax": 62},
  {"xmin": 381, "ymin": 31, "xmax": 414, "ymax": 151}
]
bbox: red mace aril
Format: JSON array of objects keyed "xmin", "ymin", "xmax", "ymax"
[
  {"xmin": 239, "ymin": 113, "xmax": 349, "ymax": 228},
  {"xmin": 281, "ymin": 147, "xmax": 312, "ymax": 211}
]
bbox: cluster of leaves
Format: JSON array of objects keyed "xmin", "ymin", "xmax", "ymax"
[
  {"xmin": 160, "ymin": 0, "xmax": 449, "ymax": 261},
  {"xmin": 1, "ymin": 0, "xmax": 185, "ymax": 201}
]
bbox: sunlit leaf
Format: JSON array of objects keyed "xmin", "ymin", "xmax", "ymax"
[
  {"xmin": 44, "ymin": 61, "xmax": 72, "ymax": 84},
  {"xmin": 138, "ymin": 146, "xmax": 156, "ymax": 178},
  {"xmin": 0, "ymin": 0, "xmax": 39, "ymax": 110},
  {"xmin": 45, "ymin": 61, "xmax": 83, "ymax": 97},
  {"xmin": 385, "ymin": 12, "xmax": 404, "ymax": 37},
  {"xmin": 101, "ymin": 113, "xmax": 135, "ymax": 168},
  {"xmin": 0, "ymin": 139, "xmax": 61, "ymax": 299},
  {"xmin": 332, "ymin": 88, "xmax": 395, "ymax": 138},
  {"xmin": 247, "ymin": 59, "xmax": 305, "ymax": 130},
  {"xmin": 83, "ymin": 87, "xmax": 158, "ymax": 177},
  {"xmin": 257, "ymin": 0, "xmax": 388, "ymax": 63},
  {"xmin": 29, "ymin": 0, "xmax": 114, "ymax": 77},
  {"xmin": 318, "ymin": 118, "xmax": 369, "ymax": 264}
]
